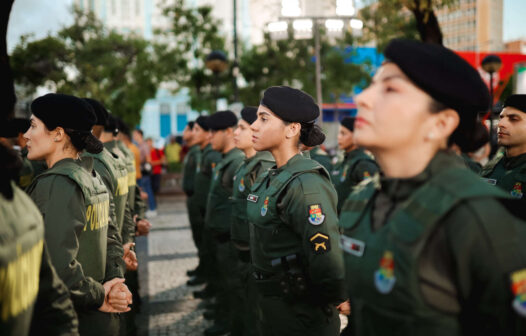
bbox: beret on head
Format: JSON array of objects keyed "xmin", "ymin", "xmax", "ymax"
[
  {"xmin": 31, "ymin": 93, "xmax": 96, "ymax": 132},
  {"xmin": 207, "ymin": 111, "xmax": 238, "ymax": 131},
  {"xmin": 241, "ymin": 106, "xmax": 258, "ymax": 125},
  {"xmin": 340, "ymin": 117, "xmax": 356, "ymax": 132},
  {"xmin": 195, "ymin": 116, "xmax": 210, "ymax": 131},
  {"xmin": 261, "ymin": 86, "xmax": 320, "ymax": 123},
  {"xmin": 504, "ymin": 94, "xmax": 526, "ymax": 113},
  {"xmin": 83, "ymin": 98, "xmax": 108, "ymax": 126},
  {"xmin": 105, "ymin": 114, "xmax": 119, "ymax": 134},
  {"xmin": 384, "ymin": 39, "xmax": 490, "ymax": 116},
  {"xmin": 0, "ymin": 118, "xmax": 30, "ymax": 138}
]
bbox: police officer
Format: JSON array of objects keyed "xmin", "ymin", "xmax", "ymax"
[
  {"xmin": 24, "ymin": 94, "xmax": 132, "ymax": 335},
  {"xmin": 0, "ymin": 131, "xmax": 79, "ymax": 336},
  {"xmin": 230, "ymin": 106, "xmax": 275, "ymax": 335},
  {"xmin": 301, "ymin": 144, "xmax": 333, "ymax": 172},
  {"xmin": 203, "ymin": 111, "xmax": 245, "ymax": 336},
  {"xmin": 481, "ymin": 94, "xmax": 526, "ymax": 198},
  {"xmin": 190, "ymin": 116, "xmax": 222, "ymax": 298},
  {"xmin": 331, "ymin": 117, "xmax": 378, "ymax": 214},
  {"xmin": 340, "ymin": 39, "xmax": 526, "ymax": 335},
  {"xmin": 248, "ymin": 86, "xmax": 346, "ymax": 335},
  {"xmin": 182, "ymin": 121, "xmax": 205, "ymax": 278}
]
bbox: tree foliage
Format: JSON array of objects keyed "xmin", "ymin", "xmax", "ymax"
[{"xmin": 10, "ymin": 9, "xmax": 165, "ymax": 125}]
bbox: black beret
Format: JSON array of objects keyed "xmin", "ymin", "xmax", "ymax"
[
  {"xmin": 0, "ymin": 118, "xmax": 30, "ymax": 137},
  {"xmin": 83, "ymin": 98, "xmax": 108, "ymax": 126},
  {"xmin": 195, "ymin": 116, "xmax": 210, "ymax": 131},
  {"xmin": 105, "ymin": 114, "xmax": 119, "ymax": 134},
  {"xmin": 187, "ymin": 121, "xmax": 195, "ymax": 130},
  {"xmin": 31, "ymin": 93, "xmax": 96, "ymax": 132},
  {"xmin": 340, "ymin": 117, "xmax": 355, "ymax": 132},
  {"xmin": 241, "ymin": 106, "xmax": 258, "ymax": 124},
  {"xmin": 207, "ymin": 111, "xmax": 238, "ymax": 131},
  {"xmin": 384, "ymin": 39, "xmax": 490, "ymax": 116},
  {"xmin": 504, "ymin": 94, "xmax": 526, "ymax": 113},
  {"xmin": 260, "ymin": 86, "xmax": 320, "ymax": 123}
]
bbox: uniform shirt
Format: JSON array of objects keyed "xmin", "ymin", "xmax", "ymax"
[
  {"xmin": 481, "ymin": 151, "xmax": 526, "ymax": 200},
  {"xmin": 309, "ymin": 146, "xmax": 333, "ymax": 172},
  {"xmin": 345, "ymin": 151, "xmax": 526, "ymax": 335}
]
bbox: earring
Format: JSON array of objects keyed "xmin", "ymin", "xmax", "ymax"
[
  {"xmin": 54, "ymin": 138, "xmax": 58, "ymax": 142},
  {"xmin": 426, "ymin": 132, "xmax": 434, "ymax": 140}
]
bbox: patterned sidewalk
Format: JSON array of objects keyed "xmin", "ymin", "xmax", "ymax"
[{"xmin": 135, "ymin": 194, "xmax": 212, "ymax": 336}]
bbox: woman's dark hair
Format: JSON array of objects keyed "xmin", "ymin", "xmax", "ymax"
[
  {"xmin": 429, "ymin": 99, "xmax": 479, "ymax": 153},
  {"xmin": 64, "ymin": 128, "xmax": 103, "ymax": 154},
  {"xmin": 0, "ymin": 143, "xmax": 23, "ymax": 199},
  {"xmin": 299, "ymin": 122, "xmax": 326, "ymax": 147}
]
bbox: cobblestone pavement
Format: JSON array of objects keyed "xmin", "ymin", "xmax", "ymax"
[{"xmin": 136, "ymin": 194, "xmax": 212, "ymax": 336}]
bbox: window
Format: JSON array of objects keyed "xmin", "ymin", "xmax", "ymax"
[{"xmin": 160, "ymin": 103, "xmax": 170, "ymax": 115}]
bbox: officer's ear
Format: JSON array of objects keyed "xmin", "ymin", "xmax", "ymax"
[
  {"xmin": 285, "ymin": 122, "xmax": 301, "ymax": 140},
  {"xmin": 425, "ymin": 108, "xmax": 459, "ymax": 146},
  {"xmin": 51, "ymin": 126, "xmax": 67, "ymax": 143}
]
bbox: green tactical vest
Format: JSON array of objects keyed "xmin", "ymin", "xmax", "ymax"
[
  {"xmin": 231, "ymin": 151, "xmax": 274, "ymax": 247},
  {"xmin": 84, "ymin": 146, "xmax": 129, "ymax": 234},
  {"xmin": 481, "ymin": 151, "xmax": 526, "ymax": 199},
  {"xmin": 0, "ymin": 182, "xmax": 44, "ymax": 335},
  {"xmin": 32, "ymin": 158, "xmax": 110, "ymax": 282},
  {"xmin": 247, "ymin": 156, "xmax": 329, "ymax": 273},
  {"xmin": 116, "ymin": 141, "xmax": 138, "ymax": 215},
  {"xmin": 193, "ymin": 144, "xmax": 222, "ymax": 212},
  {"xmin": 205, "ymin": 148, "xmax": 244, "ymax": 234},
  {"xmin": 331, "ymin": 148, "xmax": 376, "ymax": 213},
  {"xmin": 339, "ymin": 166, "xmax": 510, "ymax": 335},
  {"xmin": 182, "ymin": 145, "xmax": 201, "ymax": 195}
]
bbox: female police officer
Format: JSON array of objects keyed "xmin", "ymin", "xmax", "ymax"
[
  {"xmin": 24, "ymin": 93, "xmax": 132, "ymax": 335},
  {"xmin": 248, "ymin": 86, "xmax": 346, "ymax": 335},
  {"xmin": 340, "ymin": 39, "xmax": 526, "ymax": 335}
]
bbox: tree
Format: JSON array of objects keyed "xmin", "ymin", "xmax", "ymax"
[{"xmin": 10, "ymin": 9, "xmax": 165, "ymax": 126}]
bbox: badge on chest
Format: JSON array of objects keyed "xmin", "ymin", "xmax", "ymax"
[{"xmin": 374, "ymin": 251, "xmax": 396, "ymax": 294}]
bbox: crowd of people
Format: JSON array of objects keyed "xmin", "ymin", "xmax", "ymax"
[{"xmin": 1, "ymin": 38, "xmax": 526, "ymax": 336}]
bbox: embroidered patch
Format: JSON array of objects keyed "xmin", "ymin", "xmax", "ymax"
[
  {"xmin": 247, "ymin": 194, "xmax": 259, "ymax": 203},
  {"xmin": 211, "ymin": 163, "xmax": 216, "ymax": 169},
  {"xmin": 309, "ymin": 232, "xmax": 331, "ymax": 254},
  {"xmin": 363, "ymin": 171, "xmax": 371, "ymax": 179},
  {"xmin": 340, "ymin": 166, "xmax": 348, "ymax": 182},
  {"xmin": 511, "ymin": 182, "xmax": 523, "ymax": 199},
  {"xmin": 308, "ymin": 204, "xmax": 325, "ymax": 225},
  {"xmin": 482, "ymin": 177, "xmax": 497, "ymax": 185},
  {"xmin": 214, "ymin": 170, "xmax": 219, "ymax": 180},
  {"xmin": 340, "ymin": 235, "xmax": 365, "ymax": 257},
  {"xmin": 261, "ymin": 196, "xmax": 269, "ymax": 216},
  {"xmin": 238, "ymin": 177, "xmax": 246, "ymax": 192},
  {"xmin": 511, "ymin": 269, "xmax": 526, "ymax": 317},
  {"xmin": 374, "ymin": 251, "xmax": 396, "ymax": 294}
]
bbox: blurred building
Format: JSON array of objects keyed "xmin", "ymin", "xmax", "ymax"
[
  {"xmin": 436, "ymin": 0, "xmax": 503, "ymax": 52},
  {"xmin": 505, "ymin": 39, "xmax": 526, "ymax": 54}
]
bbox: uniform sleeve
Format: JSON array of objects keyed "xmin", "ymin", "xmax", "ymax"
[
  {"xmin": 29, "ymin": 176, "xmax": 106, "ymax": 311},
  {"xmin": 428, "ymin": 198, "xmax": 526, "ymax": 334},
  {"xmin": 121, "ymin": 200, "xmax": 136, "ymax": 245},
  {"xmin": 350, "ymin": 159, "xmax": 378, "ymax": 186},
  {"xmin": 133, "ymin": 185, "xmax": 147, "ymax": 219},
  {"xmin": 29, "ymin": 243, "xmax": 79, "ymax": 336},
  {"xmin": 278, "ymin": 173, "xmax": 346, "ymax": 305}
]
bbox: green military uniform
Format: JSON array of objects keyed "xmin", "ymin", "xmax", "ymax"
[
  {"xmin": 205, "ymin": 147, "xmax": 245, "ymax": 330},
  {"xmin": 309, "ymin": 146, "xmax": 332, "ymax": 173},
  {"xmin": 192, "ymin": 144, "xmax": 222, "ymax": 283},
  {"xmin": 481, "ymin": 150, "xmax": 526, "ymax": 200},
  {"xmin": 331, "ymin": 148, "xmax": 378, "ymax": 214},
  {"xmin": 183, "ymin": 145, "xmax": 203, "ymax": 255},
  {"xmin": 17, "ymin": 147, "xmax": 47, "ymax": 190},
  {"xmin": 461, "ymin": 152, "xmax": 482, "ymax": 173},
  {"xmin": 340, "ymin": 151, "xmax": 526, "ymax": 335},
  {"xmin": 27, "ymin": 157, "xmax": 124, "ymax": 336},
  {"xmin": 247, "ymin": 154, "xmax": 346, "ymax": 335},
  {"xmin": 230, "ymin": 150, "xmax": 274, "ymax": 335},
  {"xmin": 1, "ymin": 182, "xmax": 78, "ymax": 336}
]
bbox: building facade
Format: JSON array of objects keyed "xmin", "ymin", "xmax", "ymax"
[{"xmin": 436, "ymin": 0, "xmax": 503, "ymax": 52}]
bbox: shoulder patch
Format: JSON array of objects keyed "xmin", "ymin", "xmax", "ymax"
[
  {"xmin": 308, "ymin": 204, "xmax": 325, "ymax": 225},
  {"xmin": 511, "ymin": 269, "xmax": 526, "ymax": 317},
  {"xmin": 309, "ymin": 232, "xmax": 331, "ymax": 254}
]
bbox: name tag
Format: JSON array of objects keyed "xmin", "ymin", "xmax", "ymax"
[
  {"xmin": 332, "ymin": 171, "xmax": 340, "ymax": 175},
  {"xmin": 340, "ymin": 235, "xmax": 365, "ymax": 257},
  {"xmin": 247, "ymin": 194, "xmax": 259, "ymax": 203},
  {"xmin": 482, "ymin": 178, "xmax": 497, "ymax": 185}
]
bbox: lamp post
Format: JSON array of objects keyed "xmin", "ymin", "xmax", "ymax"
[
  {"xmin": 205, "ymin": 50, "xmax": 228, "ymax": 110},
  {"xmin": 481, "ymin": 54, "xmax": 502, "ymax": 155}
]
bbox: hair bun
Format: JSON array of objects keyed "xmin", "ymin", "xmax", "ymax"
[
  {"xmin": 65, "ymin": 129, "xmax": 103, "ymax": 154},
  {"xmin": 300, "ymin": 123, "xmax": 325, "ymax": 147}
]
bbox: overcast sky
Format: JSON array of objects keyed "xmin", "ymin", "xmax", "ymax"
[{"xmin": 7, "ymin": 0, "xmax": 526, "ymax": 52}]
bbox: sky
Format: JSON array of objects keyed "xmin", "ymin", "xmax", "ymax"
[{"xmin": 7, "ymin": 0, "xmax": 526, "ymax": 52}]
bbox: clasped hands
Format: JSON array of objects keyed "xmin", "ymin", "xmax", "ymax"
[
  {"xmin": 99, "ymin": 278, "xmax": 133, "ymax": 313},
  {"xmin": 123, "ymin": 242, "xmax": 138, "ymax": 271}
]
